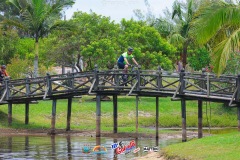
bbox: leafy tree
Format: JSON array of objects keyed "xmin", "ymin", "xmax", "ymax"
[
  {"xmin": 189, "ymin": 0, "xmax": 240, "ymax": 75},
  {"xmin": 15, "ymin": 38, "xmax": 35, "ymax": 59},
  {"xmin": 224, "ymin": 51, "xmax": 240, "ymax": 75},
  {"xmin": 7, "ymin": 55, "xmax": 53, "ymax": 79},
  {"xmin": 42, "ymin": 11, "xmax": 176, "ymax": 71},
  {"xmin": 42, "ymin": 11, "xmax": 120, "ymax": 70},
  {"xmin": 7, "ymin": 55, "xmax": 30, "ymax": 79},
  {"xmin": 0, "ymin": 29, "xmax": 19, "ymax": 64},
  {"xmin": 118, "ymin": 19, "xmax": 176, "ymax": 70},
  {"xmin": 188, "ymin": 47, "xmax": 211, "ymax": 71},
  {"xmin": 2, "ymin": 0, "xmax": 75, "ymax": 77}
]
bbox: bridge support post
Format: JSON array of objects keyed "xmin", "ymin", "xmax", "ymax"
[
  {"xmin": 113, "ymin": 95, "xmax": 118, "ymax": 133},
  {"xmin": 96, "ymin": 95, "xmax": 101, "ymax": 137},
  {"xmin": 181, "ymin": 99, "xmax": 187, "ymax": 142},
  {"xmin": 136, "ymin": 96, "xmax": 139, "ymax": 134},
  {"xmin": 236, "ymin": 74, "xmax": 240, "ymax": 131},
  {"xmin": 66, "ymin": 97, "xmax": 72, "ymax": 131},
  {"xmin": 25, "ymin": 103, "xmax": 29, "ymax": 125},
  {"xmin": 238, "ymin": 105, "xmax": 240, "ymax": 131},
  {"xmin": 8, "ymin": 102, "xmax": 12, "ymax": 126},
  {"xmin": 156, "ymin": 97, "xmax": 159, "ymax": 139},
  {"xmin": 198, "ymin": 100, "xmax": 203, "ymax": 138},
  {"xmin": 51, "ymin": 99, "xmax": 57, "ymax": 134}
]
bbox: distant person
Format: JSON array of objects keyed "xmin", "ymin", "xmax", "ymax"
[
  {"xmin": 0, "ymin": 65, "xmax": 9, "ymax": 83},
  {"xmin": 76, "ymin": 54, "xmax": 84, "ymax": 72},
  {"xmin": 1, "ymin": 65, "xmax": 8, "ymax": 77},
  {"xmin": 177, "ymin": 60, "xmax": 183, "ymax": 72}
]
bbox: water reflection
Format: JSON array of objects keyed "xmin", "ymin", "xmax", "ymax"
[{"xmin": 0, "ymin": 135, "xmax": 181, "ymax": 159}]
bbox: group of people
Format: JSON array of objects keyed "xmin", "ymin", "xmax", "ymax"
[{"xmin": 0, "ymin": 65, "xmax": 8, "ymax": 83}]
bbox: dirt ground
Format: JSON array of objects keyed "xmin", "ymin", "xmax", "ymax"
[
  {"xmin": 0, "ymin": 128, "xmax": 199, "ymax": 138},
  {"xmin": 136, "ymin": 151, "xmax": 165, "ymax": 160}
]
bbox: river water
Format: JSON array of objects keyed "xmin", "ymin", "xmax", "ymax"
[{"xmin": 0, "ymin": 135, "xmax": 181, "ymax": 160}]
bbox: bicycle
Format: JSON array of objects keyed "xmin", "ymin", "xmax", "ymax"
[{"xmin": 120, "ymin": 64, "xmax": 138, "ymax": 87}]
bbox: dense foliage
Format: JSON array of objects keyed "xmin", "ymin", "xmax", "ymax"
[{"xmin": 0, "ymin": 0, "xmax": 239, "ymax": 78}]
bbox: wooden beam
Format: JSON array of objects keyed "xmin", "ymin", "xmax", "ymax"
[
  {"xmin": 113, "ymin": 95, "xmax": 117, "ymax": 133},
  {"xmin": 156, "ymin": 97, "xmax": 159, "ymax": 139},
  {"xmin": 8, "ymin": 102, "xmax": 12, "ymax": 126},
  {"xmin": 96, "ymin": 95, "xmax": 101, "ymax": 137},
  {"xmin": 238, "ymin": 105, "xmax": 240, "ymax": 131},
  {"xmin": 181, "ymin": 99, "xmax": 187, "ymax": 142},
  {"xmin": 136, "ymin": 96, "xmax": 139, "ymax": 134},
  {"xmin": 66, "ymin": 97, "xmax": 72, "ymax": 131},
  {"xmin": 51, "ymin": 99, "xmax": 57, "ymax": 134},
  {"xmin": 198, "ymin": 100, "xmax": 203, "ymax": 138},
  {"xmin": 25, "ymin": 103, "xmax": 29, "ymax": 124}
]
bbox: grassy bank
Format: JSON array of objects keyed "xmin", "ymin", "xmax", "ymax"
[
  {"xmin": 162, "ymin": 131, "xmax": 240, "ymax": 160},
  {"xmin": 0, "ymin": 96, "xmax": 238, "ymax": 133}
]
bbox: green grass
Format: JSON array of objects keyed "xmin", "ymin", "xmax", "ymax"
[
  {"xmin": 0, "ymin": 96, "xmax": 238, "ymax": 133},
  {"xmin": 0, "ymin": 96, "xmax": 239, "ymax": 159},
  {"xmin": 162, "ymin": 132, "xmax": 240, "ymax": 160}
]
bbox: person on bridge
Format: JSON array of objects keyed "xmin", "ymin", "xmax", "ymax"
[
  {"xmin": 1, "ymin": 65, "xmax": 8, "ymax": 77},
  {"xmin": 117, "ymin": 47, "xmax": 139, "ymax": 71},
  {"xmin": 0, "ymin": 65, "xmax": 9, "ymax": 83},
  {"xmin": 117, "ymin": 47, "xmax": 139, "ymax": 84}
]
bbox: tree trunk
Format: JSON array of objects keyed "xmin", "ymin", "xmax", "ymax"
[
  {"xmin": 34, "ymin": 42, "xmax": 39, "ymax": 78},
  {"xmin": 182, "ymin": 41, "xmax": 188, "ymax": 69}
]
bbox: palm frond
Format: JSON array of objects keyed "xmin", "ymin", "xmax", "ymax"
[
  {"xmin": 212, "ymin": 28, "xmax": 240, "ymax": 75},
  {"xmin": 190, "ymin": 1, "xmax": 240, "ymax": 44},
  {"xmin": 172, "ymin": 1, "xmax": 182, "ymax": 20},
  {"xmin": 0, "ymin": 19, "xmax": 27, "ymax": 31},
  {"xmin": 169, "ymin": 33, "xmax": 185, "ymax": 45},
  {"xmin": 49, "ymin": 20, "xmax": 77, "ymax": 32},
  {"xmin": 6, "ymin": 0, "xmax": 21, "ymax": 11},
  {"xmin": 45, "ymin": 0, "xmax": 74, "ymax": 18}
]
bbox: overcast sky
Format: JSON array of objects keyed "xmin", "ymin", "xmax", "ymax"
[{"xmin": 65, "ymin": 0, "xmax": 176, "ymax": 22}]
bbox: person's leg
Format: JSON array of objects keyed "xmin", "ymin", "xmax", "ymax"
[
  {"xmin": 117, "ymin": 62, "xmax": 124, "ymax": 69},
  {"xmin": 123, "ymin": 64, "xmax": 129, "ymax": 74},
  {"xmin": 118, "ymin": 62, "xmax": 128, "ymax": 85}
]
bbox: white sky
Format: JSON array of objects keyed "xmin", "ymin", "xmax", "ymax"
[{"xmin": 65, "ymin": 0, "xmax": 176, "ymax": 22}]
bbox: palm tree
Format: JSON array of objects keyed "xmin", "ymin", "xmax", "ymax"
[
  {"xmin": 189, "ymin": 0, "xmax": 240, "ymax": 75},
  {"xmin": 171, "ymin": 0, "xmax": 196, "ymax": 68},
  {"xmin": 2, "ymin": 0, "xmax": 74, "ymax": 77}
]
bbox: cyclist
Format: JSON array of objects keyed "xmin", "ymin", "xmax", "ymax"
[{"xmin": 117, "ymin": 47, "xmax": 139, "ymax": 83}]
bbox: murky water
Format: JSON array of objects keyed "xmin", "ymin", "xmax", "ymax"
[{"xmin": 0, "ymin": 135, "xmax": 181, "ymax": 160}]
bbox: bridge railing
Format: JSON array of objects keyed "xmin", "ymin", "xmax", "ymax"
[
  {"xmin": 5, "ymin": 76, "xmax": 46, "ymax": 101},
  {"xmin": 0, "ymin": 66, "xmax": 240, "ymax": 104},
  {"xmin": 0, "ymin": 71, "xmax": 95, "ymax": 102},
  {"xmin": 45, "ymin": 71, "xmax": 94, "ymax": 98},
  {"xmin": 181, "ymin": 69, "xmax": 237, "ymax": 101},
  {"xmin": 94, "ymin": 65, "xmax": 180, "ymax": 95}
]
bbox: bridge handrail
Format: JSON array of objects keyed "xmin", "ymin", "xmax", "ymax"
[{"xmin": 0, "ymin": 66, "xmax": 239, "ymax": 105}]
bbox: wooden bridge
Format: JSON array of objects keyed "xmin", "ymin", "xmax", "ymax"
[{"xmin": 1, "ymin": 65, "xmax": 240, "ymax": 142}]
